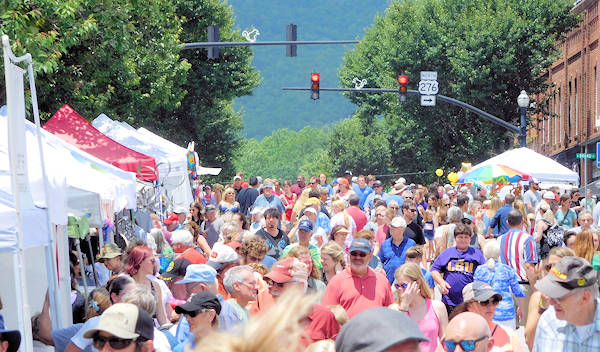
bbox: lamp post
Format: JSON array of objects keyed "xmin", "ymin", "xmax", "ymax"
[{"xmin": 517, "ymin": 90, "xmax": 530, "ymax": 147}]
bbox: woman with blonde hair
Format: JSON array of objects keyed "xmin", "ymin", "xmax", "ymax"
[
  {"xmin": 389, "ymin": 263, "xmax": 447, "ymax": 352},
  {"xmin": 330, "ymin": 200, "xmax": 356, "ymax": 247},
  {"xmin": 212, "ymin": 183, "xmax": 224, "ymax": 204},
  {"xmin": 218, "ymin": 187, "xmax": 240, "ymax": 218},
  {"xmin": 573, "ymin": 229, "xmax": 598, "ymax": 264},
  {"xmin": 320, "ymin": 241, "xmax": 346, "ymax": 285},
  {"xmin": 484, "ymin": 197, "xmax": 502, "ymax": 237}
]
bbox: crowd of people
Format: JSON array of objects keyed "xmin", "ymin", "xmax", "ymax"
[{"xmin": 3, "ymin": 171, "xmax": 600, "ymax": 351}]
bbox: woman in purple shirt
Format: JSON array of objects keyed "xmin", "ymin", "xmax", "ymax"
[{"xmin": 431, "ymin": 223, "xmax": 485, "ymax": 316}]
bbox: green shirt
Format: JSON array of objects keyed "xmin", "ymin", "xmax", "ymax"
[
  {"xmin": 281, "ymin": 243, "xmax": 322, "ymax": 269},
  {"xmin": 592, "ymin": 253, "xmax": 600, "ymax": 271}
]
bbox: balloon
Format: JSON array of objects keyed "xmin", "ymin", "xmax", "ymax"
[
  {"xmin": 447, "ymin": 172, "xmax": 458, "ymax": 183},
  {"xmin": 461, "ymin": 162, "xmax": 472, "ymax": 173},
  {"xmin": 435, "ymin": 169, "xmax": 444, "ymax": 177}
]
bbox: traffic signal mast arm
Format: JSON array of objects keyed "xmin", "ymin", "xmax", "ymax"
[{"xmin": 281, "ymin": 86, "xmax": 521, "ymax": 135}]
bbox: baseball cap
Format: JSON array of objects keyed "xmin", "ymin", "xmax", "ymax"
[
  {"xmin": 204, "ymin": 204, "xmax": 217, "ymax": 213},
  {"xmin": 303, "ymin": 207, "xmax": 318, "ymax": 216},
  {"xmin": 529, "ymin": 178, "xmax": 539, "ymax": 185},
  {"xmin": 344, "ymin": 170, "xmax": 353, "ymax": 176},
  {"xmin": 395, "ymin": 177, "xmax": 406, "ymax": 185},
  {"xmin": 298, "ymin": 219, "xmax": 313, "ymax": 232},
  {"xmin": 304, "ymin": 198, "xmax": 321, "ymax": 207},
  {"xmin": 373, "ymin": 180, "xmax": 383, "ymax": 187},
  {"xmin": 543, "ymin": 191, "xmax": 556, "ymax": 200},
  {"xmin": 337, "ymin": 178, "xmax": 349, "ymax": 186},
  {"xmin": 233, "ymin": 175, "xmax": 242, "ymax": 181},
  {"xmin": 264, "ymin": 257, "xmax": 308, "ymax": 284},
  {"xmin": 390, "ymin": 217, "xmax": 407, "ymax": 228},
  {"xmin": 163, "ymin": 213, "xmax": 179, "ymax": 225},
  {"xmin": 175, "ymin": 264, "xmax": 217, "ymax": 284},
  {"xmin": 175, "ymin": 292, "xmax": 222, "ymax": 315},
  {"xmin": 83, "ymin": 303, "xmax": 154, "ymax": 340},
  {"xmin": 97, "ymin": 243, "xmax": 122, "ymax": 260},
  {"xmin": 161, "ymin": 257, "xmax": 192, "ymax": 281},
  {"xmin": 349, "ymin": 238, "xmax": 372, "ymax": 254},
  {"xmin": 462, "ymin": 281, "xmax": 502, "ymax": 302},
  {"xmin": 0, "ymin": 329, "xmax": 20, "ymax": 352},
  {"xmin": 263, "ymin": 182, "xmax": 274, "ymax": 189},
  {"xmin": 535, "ymin": 256, "xmax": 598, "ymax": 299},
  {"xmin": 206, "ymin": 242, "xmax": 239, "ymax": 270},
  {"xmin": 336, "ymin": 307, "xmax": 427, "ymax": 352},
  {"xmin": 173, "ymin": 206, "xmax": 188, "ymax": 214}
]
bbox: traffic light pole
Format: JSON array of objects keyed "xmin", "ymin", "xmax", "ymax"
[
  {"xmin": 182, "ymin": 40, "xmax": 359, "ymax": 49},
  {"xmin": 282, "ymin": 86, "xmax": 523, "ymax": 141}
]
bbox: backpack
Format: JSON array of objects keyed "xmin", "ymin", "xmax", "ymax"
[{"xmin": 540, "ymin": 223, "xmax": 564, "ymax": 259}]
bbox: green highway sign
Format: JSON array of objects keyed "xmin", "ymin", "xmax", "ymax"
[{"xmin": 576, "ymin": 153, "xmax": 596, "ymax": 159}]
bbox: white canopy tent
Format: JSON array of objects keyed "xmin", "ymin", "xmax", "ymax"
[
  {"xmin": 92, "ymin": 114, "xmax": 193, "ymax": 209},
  {"xmin": 470, "ymin": 147, "xmax": 580, "ymax": 186},
  {"xmin": 137, "ymin": 127, "xmax": 222, "ymax": 176}
]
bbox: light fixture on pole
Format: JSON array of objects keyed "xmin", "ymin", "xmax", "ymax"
[{"xmin": 517, "ymin": 90, "xmax": 529, "ymax": 147}]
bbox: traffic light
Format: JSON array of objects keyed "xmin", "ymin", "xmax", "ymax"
[
  {"xmin": 208, "ymin": 25, "xmax": 219, "ymax": 59},
  {"xmin": 311, "ymin": 72, "xmax": 320, "ymax": 100},
  {"xmin": 286, "ymin": 23, "xmax": 297, "ymax": 57},
  {"xmin": 398, "ymin": 75, "xmax": 408, "ymax": 102}
]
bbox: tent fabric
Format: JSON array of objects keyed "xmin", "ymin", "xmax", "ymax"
[
  {"xmin": 0, "ymin": 189, "xmax": 49, "ymax": 252},
  {"xmin": 470, "ymin": 147, "xmax": 579, "ymax": 185},
  {"xmin": 136, "ymin": 128, "xmax": 222, "ymax": 176},
  {"xmin": 1, "ymin": 106, "xmax": 137, "ymax": 226},
  {"xmin": 43, "ymin": 105, "xmax": 158, "ymax": 181},
  {"xmin": 92, "ymin": 114, "xmax": 193, "ymax": 208}
]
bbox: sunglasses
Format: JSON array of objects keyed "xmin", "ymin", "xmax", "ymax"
[
  {"xmin": 404, "ymin": 196, "xmax": 414, "ymax": 200},
  {"xmin": 461, "ymin": 218, "xmax": 473, "ymax": 225},
  {"xmin": 92, "ymin": 334, "xmax": 136, "ymax": 350},
  {"xmin": 443, "ymin": 335, "xmax": 488, "ymax": 352},
  {"xmin": 184, "ymin": 310, "xmax": 205, "ymax": 318},
  {"xmin": 350, "ymin": 251, "xmax": 367, "ymax": 258},
  {"xmin": 478, "ymin": 297, "xmax": 501, "ymax": 306},
  {"xmin": 265, "ymin": 279, "xmax": 285, "ymax": 288},
  {"xmin": 394, "ymin": 282, "xmax": 409, "ymax": 290},
  {"xmin": 444, "ymin": 203, "xmax": 450, "ymax": 206},
  {"xmin": 409, "ymin": 208, "xmax": 418, "ymax": 213}
]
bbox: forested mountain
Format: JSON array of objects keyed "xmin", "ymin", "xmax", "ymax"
[{"xmin": 227, "ymin": 0, "xmax": 388, "ymax": 139}]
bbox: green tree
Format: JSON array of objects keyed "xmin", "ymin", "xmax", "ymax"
[
  {"xmin": 339, "ymin": 0, "xmax": 580, "ymax": 171},
  {"xmin": 327, "ymin": 117, "xmax": 391, "ymax": 176},
  {"xmin": 235, "ymin": 126, "xmax": 331, "ymax": 181},
  {"xmin": 157, "ymin": 0, "xmax": 261, "ymax": 178}
]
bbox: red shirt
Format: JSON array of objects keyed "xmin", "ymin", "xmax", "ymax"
[
  {"xmin": 346, "ymin": 207, "xmax": 368, "ymax": 232},
  {"xmin": 290, "ymin": 183, "xmax": 305, "ymax": 197},
  {"xmin": 322, "ymin": 267, "xmax": 393, "ymax": 319}
]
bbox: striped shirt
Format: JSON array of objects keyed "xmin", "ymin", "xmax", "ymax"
[{"xmin": 498, "ymin": 228, "xmax": 538, "ymax": 282}]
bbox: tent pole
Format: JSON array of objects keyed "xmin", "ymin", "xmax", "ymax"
[
  {"xmin": 86, "ymin": 236, "xmax": 99, "ymax": 287},
  {"xmin": 26, "ymin": 56, "xmax": 61, "ymax": 329},
  {"xmin": 75, "ymin": 238, "xmax": 89, "ymax": 306}
]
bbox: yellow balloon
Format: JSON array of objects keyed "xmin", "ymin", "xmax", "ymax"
[
  {"xmin": 447, "ymin": 172, "xmax": 458, "ymax": 183},
  {"xmin": 435, "ymin": 169, "xmax": 444, "ymax": 177}
]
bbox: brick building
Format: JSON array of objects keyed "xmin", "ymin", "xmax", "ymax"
[{"xmin": 530, "ymin": 0, "xmax": 600, "ymax": 187}]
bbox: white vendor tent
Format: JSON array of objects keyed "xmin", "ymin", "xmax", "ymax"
[
  {"xmin": 137, "ymin": 127, "xmax": 222, "ymax": 176},
  {"xmin": 92, "ymin": 114, "xmax": 193, "ymax": 209},
  {"xmin": 472, "ymin": 147, "xmax": 579, "ymax": 186}
]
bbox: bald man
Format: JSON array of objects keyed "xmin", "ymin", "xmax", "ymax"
[{"xmin": 442, "ymin": 312, "xmax": 493, "ymax": 352}]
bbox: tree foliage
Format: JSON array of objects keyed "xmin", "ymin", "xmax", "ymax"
[
  {"xmin": 339, "ymin": 0, "xmax": 580, "ymax": 171},
  {"xmin": 1, "ymin": 0, "xmax": 260, "ymax": 177},
  {"xmin": 235, "ymin": 126, "xmax": 331, "ymax": 181}
]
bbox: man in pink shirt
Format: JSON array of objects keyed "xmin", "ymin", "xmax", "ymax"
[
  {"xmin": 322, "ymin": 238, "xmax": 394, "ymax": 318},
  {"xmin": 346, "ymin": 194, "xmax": 368, "ymax": 232}
]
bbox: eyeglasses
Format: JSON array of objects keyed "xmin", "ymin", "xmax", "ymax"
[
  {"xmin": 478, "ymin": 297, "xmax": 501, "ymax": 306},
  {"xmin": 461, "ymin": 218, "xmax": 473, "ymax": 225},
  {"xmin": 92, "ymin": 334, "xmax": 136, "ymax": 350},
  {"xmin": 404, "ymin": 196, "xmax": 414, "ymax": 200},
  {"xmin": 266, "ymin": 279, "xmax": 286, "ymax": 288},
  {"xmin": 240, "ymin": 280, "xmax": 257, "ymax": 289},
  {"xmin": 394, "ymin": 282, "xmax": 409, "ymax": 290},
  {"xmin": 350, "ymin": 251, "xmax": 367, "ymax": 258},
  {"xmin": 443, "ymin": 335, "xmax": 488, "ymax": 352},
  {"xmin": 409, "ymin": 208, "xmax": 418, "ymax": 213}
]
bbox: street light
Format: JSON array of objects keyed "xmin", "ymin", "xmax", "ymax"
[{"xmin": 517, "ymin": 90, "xmax": 529, "ymax": 147}]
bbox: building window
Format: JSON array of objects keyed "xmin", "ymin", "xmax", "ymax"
[
  {"xmin": 575, "ymin": 78, "xmax": 578, "ymax": 136},
  {"xmin": 568, "ymin": 81, "xmax": 572, "ymax": 138},
  {"xmin": 594, "ymin": 66, "xmax": 600, "ymax": 127},
  {"xmin": 559, "ymin": 87, "xmax": 563, "ymax": 143}
]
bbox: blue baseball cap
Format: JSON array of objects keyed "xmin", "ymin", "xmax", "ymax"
[
  {"xmin": 298, "ymin": 219, "xmax": 313, "ymax": 232},
  {"xmin": 349, "ymin": 238, "xmax": 372, "ymax": 254},
  {"xmin": 176, "ymin": 264, "xmax": 217, "ymax": 284}
]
